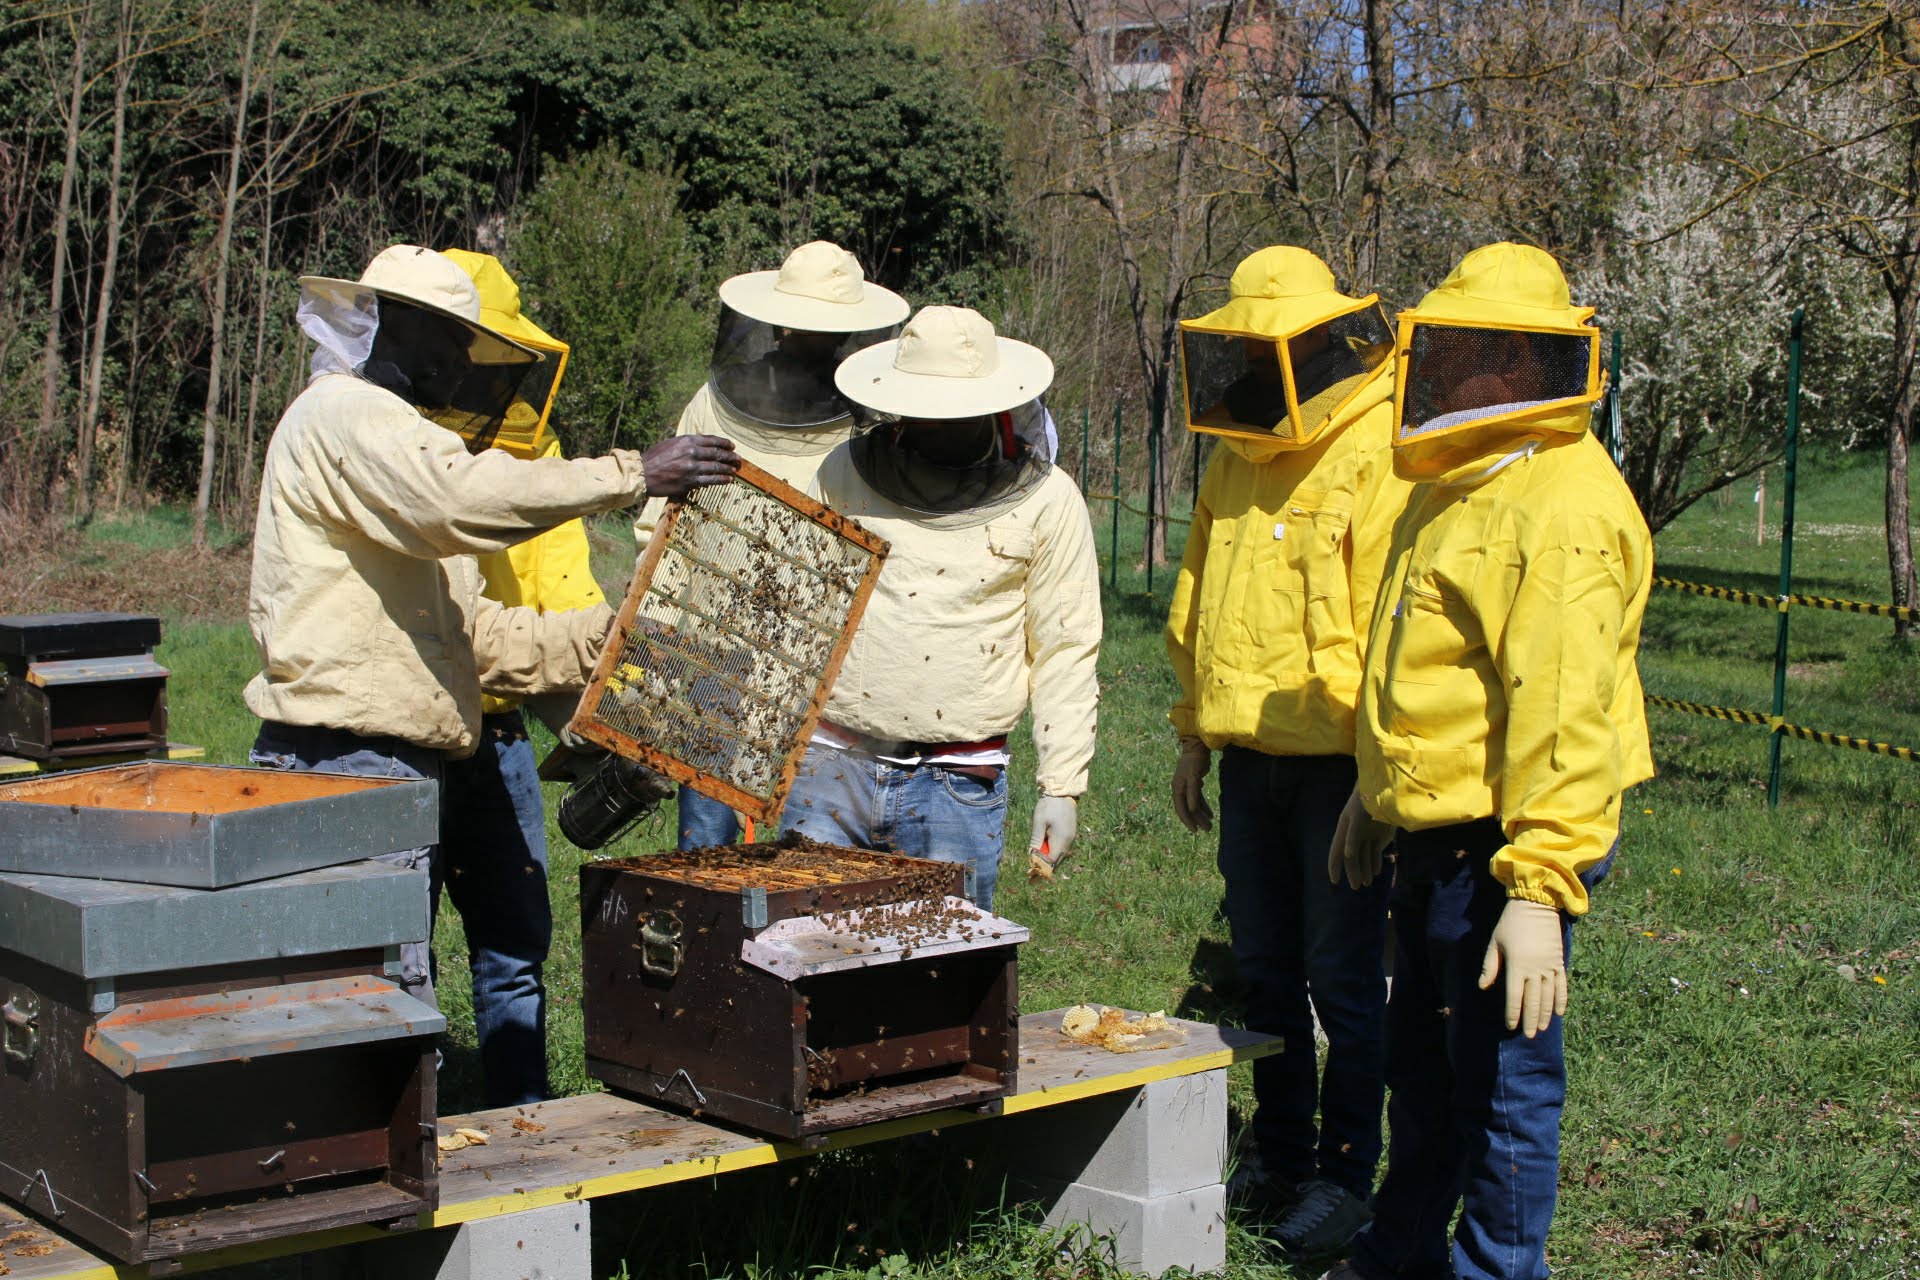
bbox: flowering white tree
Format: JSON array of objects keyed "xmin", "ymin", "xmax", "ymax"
[{"xmin": 1587, "ymin": 160, "xmax": 1889, "ymax": 532}]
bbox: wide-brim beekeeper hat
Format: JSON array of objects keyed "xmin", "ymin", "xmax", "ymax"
[
  {"xmin": 297, "ymin": 246, "xmax": 544, "ymax": 448},
  {"xmin": 1178, "ymin": 246, "xmax": 1394, "ymax": 449},
  {"xmin": 834, "ymin": 305, "xmax": 1054, "ymax": 420},
  {"xmin": 717, "ymin": 240, "xmax": 910, "ymax": 334},
  {"xmin": 1392, "ymin": 241, "xmax": 1602, "ymax": 450},
  {"xmin": 438, "ymin": 248, "xmax": 570, "ymax": 457}
]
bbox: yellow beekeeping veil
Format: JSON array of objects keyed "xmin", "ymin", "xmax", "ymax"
[
  {"xmin": 440, "ymin": 249, "xmax": 570, "ymax": 458},
  {"xmin": 1393, "ymin": 242, "xmax": 1602, "ymax": 454},
  {"xmin": 1177, "ymin": 246, "xmax": 1394, "ymax": 450}
]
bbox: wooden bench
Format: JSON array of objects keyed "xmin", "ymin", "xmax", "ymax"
[{"xmin": 0, "ymin": 1010, "xmax": 1279, "ymax": 1280}]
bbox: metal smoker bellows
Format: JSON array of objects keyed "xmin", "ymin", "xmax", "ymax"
[{"xmin": 570, "ymin": 460, "xmax": 888, "ymax": 825}]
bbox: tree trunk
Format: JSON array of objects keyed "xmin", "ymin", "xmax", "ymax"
[
  {"xmin": 1887, "ymin": 277, "xmax": 1918, "ymax": 641},
  {"xmin": 241, "ymin": 73, "xmax": 276, "ymax": 523},
  {"xmin": 78, "ymin": 0, "xmax": 136, "ymax": 522},
  {"xmin": 194, "ymin": 0, "xmax": 259, "ymax": 553},
  {"xmin": 1354, "ymin": 0, "xmax": 1394, "ymax": 285},
  {"xmin": 38, "ymin": 0, "xmax": 95, "ymax": 499}
]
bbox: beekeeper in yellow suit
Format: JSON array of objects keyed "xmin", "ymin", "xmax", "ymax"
[
  {"xmin": 397, "ymin": 249, "xmax": 602, "ymax": 1107},
  {"xmin": 633, "ymin": 240, "xmax": 909, "ymax": 850},
  {"xmin": 1163, "ymin": 246, "xmax": 1411, "ymax": 1254},
  {"xmin": 246, "ymin": 244, "xmax": 739, "ymax": 1053},
  {"xmin": 1319, "ymin": 243, "xmax": 1652, "ymax": 1280},
  {"xmin": 780, "ymin": 306, "xmax": 1100, "ymax": 911}
]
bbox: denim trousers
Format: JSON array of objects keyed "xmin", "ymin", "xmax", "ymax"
[
  {"xmin": 1349, "ymin": 819, "xmax": 1614, "ymax": 1280},
  {"xmin": 251, "ymin": 715, "xmax": 553, "ymax": 1108},
  {"xmin": 778, "ymin": 743, "xmax": 1008, "ymax": 911},
  {"xmin": 250, "ymin": 720, "xmax": 439, "ymax": 1008},
  {"xmin": 675, "ymin": 784, "xmax": 741, "ymax": 851},
  {"xmin": 438, "ymin": 711, "xmax": 554, "ymax": 1107},
  {"xmin": 1216, "ymin": 748, "xmax": 1390, "ymax": 1197}
]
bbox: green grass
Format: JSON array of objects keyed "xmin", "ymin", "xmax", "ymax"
[{"xmin": 53, "ymin": 456, "xmax": 1920, "ymax": 1278}]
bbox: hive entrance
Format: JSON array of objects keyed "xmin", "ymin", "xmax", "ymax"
[{"xmin": 571, "ymin": 462, "xmax": 888, "ymax": 824}]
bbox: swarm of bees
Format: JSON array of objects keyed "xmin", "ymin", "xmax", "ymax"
[{"xmin": 588, "ymin": 479, "xmax": 879, "ymax": 808}]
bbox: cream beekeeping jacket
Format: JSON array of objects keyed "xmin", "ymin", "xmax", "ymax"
[
  {"xmin": 632, "ymin": 382, "xmax": 855, "ymax": 549},
  {"xmin": 245, "ymin": 372, "xmax": 650, "ymax": 756},
  {"xmin": 808, "ymin": 454, "xmax": 1102, "ymax": 797}
]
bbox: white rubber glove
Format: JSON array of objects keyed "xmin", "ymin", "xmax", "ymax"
[
  {"xmin": 1027, "ymin": 795, "xmax": 1079, "ymax": 881},
  {"xmin": 1171, "ymin": 737, "xmax": 1213, "ymax": 834},
  {"xmin": 1327, "ymin": 787, "xmax": 1393, "ymax": 888},
  {"xmin": 1477, "ymin": 899, "xmax": 1568, "ymax": 1038}
]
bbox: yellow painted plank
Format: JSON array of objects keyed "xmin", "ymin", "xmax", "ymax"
[{"xmin": 15, "ymin": 1011, "xmax": 1279, "ymax": 1278}]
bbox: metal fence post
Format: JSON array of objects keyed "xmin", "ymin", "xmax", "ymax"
[
  {"xmin": 1110, "ymin": 402, "xmax": 1121, "ymax": 591},
  {"xmin": 1767, "ymin": 308, "xmax": 1806, "ymax": 808},
  {"xmin": 1146, "ymin": 409, "xmax": 1159, "ymax": 595}
]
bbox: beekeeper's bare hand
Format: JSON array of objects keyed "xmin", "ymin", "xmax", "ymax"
[
  {"xmin": 1477, "ymin": 899, "xmax": 1567, "ymax": 1038},
  {"xmin": 643, "ymin": 434, "xmax": 740, "ymax": 497},
  {"xmin": 1328, "ymin": 787, "xmax": 1392, "ymax": 888},
  {"xmin": 1170, "ymin": 737, "xmax": 1212, "ymax": 834}
]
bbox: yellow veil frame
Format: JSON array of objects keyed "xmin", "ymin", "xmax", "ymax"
[
  {"xmin": 1389, "ymin": 310, "xmax": 1604, "ymax": 448},
  {"xmin": 1179, "ymin": 293, "xmax": 1394, "ymax": 449}
]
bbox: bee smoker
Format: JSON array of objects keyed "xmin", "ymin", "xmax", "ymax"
[{"xmin": 557, "ymin": 753, "xmax": 676, "ymax": 849}]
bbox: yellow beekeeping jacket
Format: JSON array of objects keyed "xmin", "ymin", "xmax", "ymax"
[
  {"xmin": 632, "ymin": 383, "xmax": 855, "ymax": 550},
  {"xmin": 478, "ymin": 432, "xmax": 606, "ymax": 715},
  {"xmin": 810, "ymin": 457, "xmax": 1103, "ymax": 798},
  {"xmin": 1164, "ymin": 364, "xmax": 1409, "ymax": 756},
  {"xmin": 1356, "ymin": 427, "xmax": 1654, "ymax": 915},
  {"xmin": 245, "ymin": 374, "xmax": 641, "ymax": 756}
]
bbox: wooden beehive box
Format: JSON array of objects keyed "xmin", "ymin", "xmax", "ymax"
[
  {"xmin": 0, "ymin": 862, "xmax": 440, "ymax": 1266},
  {"xmin": 580, "ymin": 836, "xmax": 1025, "ymax": 1141},
  {"xmin": 0, "ymin": 612, "xmax": 168, "ymax": 763}
]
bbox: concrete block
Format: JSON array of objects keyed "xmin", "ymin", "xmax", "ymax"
[
  {"xmin": 439, "ymin": 1202, "xmax": 591, "ymax": 1280},
  {"xmin": 312, "ymin": 1200, "xmax": 591, "ymax": 1280},
  {"xmin": 1046, "ymin": 1180, "xmax": 1228, "ymax": 1277},
  {"xmin": 996, "ymin": 1070, "xmax": 1229, "ymax": 1198}
]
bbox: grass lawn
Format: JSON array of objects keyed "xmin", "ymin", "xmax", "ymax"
[{"xmin": 3, "ymin": 452, "xmax": 1915, "ymax": 1278}]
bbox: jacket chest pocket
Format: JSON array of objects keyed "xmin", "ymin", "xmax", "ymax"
[
  {"xmin": 1379, "ymin": 569, "xmax": 1473, "ymax": 735},
  {"xmin": 977, "ymin": 523, "xmax": 1035, "ymax": 599},
  {"xmin": 1270, "ymin": 492, "xmax": 1353, "ymax": 601}
]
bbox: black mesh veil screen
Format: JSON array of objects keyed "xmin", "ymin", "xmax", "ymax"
[
  {"xmin": 1400, "ymin": 323, "xmax": 1595, "ymax": 439},
  {"xmin": 709, "ymin": 305, "xmax": 899, "ymax": 428}
]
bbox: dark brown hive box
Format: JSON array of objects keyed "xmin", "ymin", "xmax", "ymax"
[
  {"xmin": 0, "ymin": 612, "xmax": 168, "ymax": 762},
  {"xmin": 0, "ymin": 860, "xmax": 440, "ymax": 1264},
  {"xmin": 581, "ymin": 836, "xmax": 1026, "ymax": 1141}
]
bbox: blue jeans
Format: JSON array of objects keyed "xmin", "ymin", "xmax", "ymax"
[
  {"xmin": 438, "ymin": 711, "xmax": 553, "ymax": 1107},
  {"xmin": 1217, "ymin": 748, "xmax": 1389, "ymax": 1197},
  {"xmin": 248, "ymin": 721, "xmax": 439, "ymax": 1007},
  {"xmin": 676, "ymin": 784, "xmax": 741, "ymax": 850},
  {"xmin": 778, "ymin": 744, "xmax": 1008, "ymax": 911},
  {"xmin": 1350, "ymin": 820, "xmax": 1615, "ymax": 1280}
]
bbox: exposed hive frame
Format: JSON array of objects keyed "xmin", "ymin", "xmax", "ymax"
[{"xmin": 569, "ymin": 461, "xmax": 888, "ymax": 825}]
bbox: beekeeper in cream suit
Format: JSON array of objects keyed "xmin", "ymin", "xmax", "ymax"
[
  {"xmin": 246, "ymin": 244, "xmax": 738, "ymax": 1005},
  {"xmin": 778, "ymin": 306, "xmax": 1101, "ymax": 911},
  {"xmin": 633, "ymin": 240, "xmax": 908, "ymax": 850}
]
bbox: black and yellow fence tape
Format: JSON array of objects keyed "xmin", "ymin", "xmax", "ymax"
[
  {"xmin": 1645, "ymin": 694, "xmax": 1920, "ymax": 764},
  {"xmin": 1654, "ymin": 575, "xmax": 1920, "ymax": 624}
]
